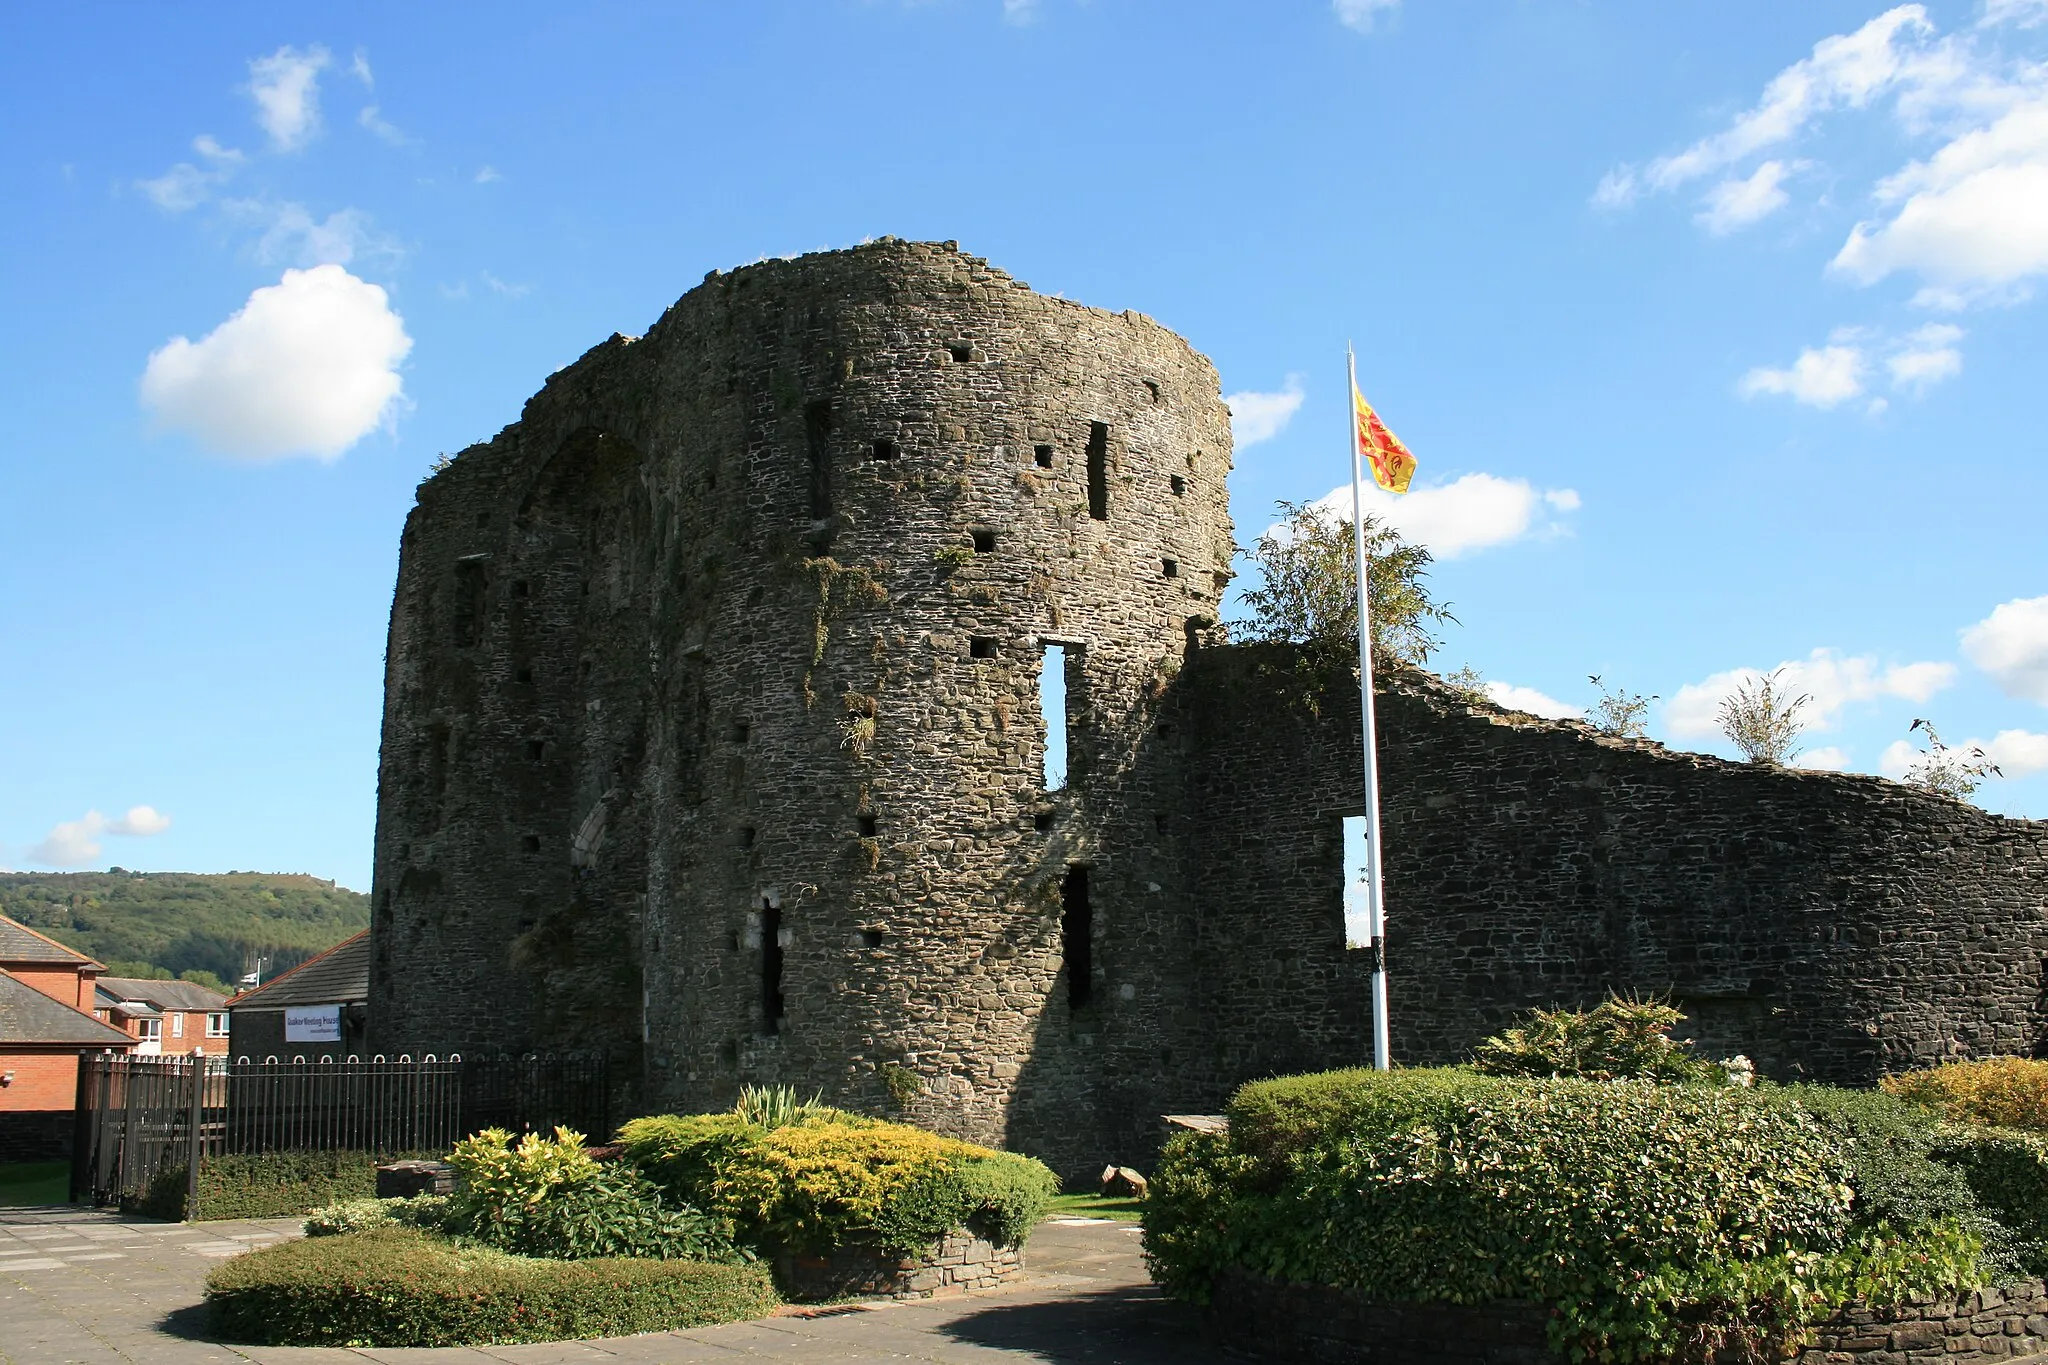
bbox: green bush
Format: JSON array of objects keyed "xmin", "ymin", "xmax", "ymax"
[
  {"xmin": 131, "ymin": 1150, "xmax": 423, "ymax": 1221},
  {"xmin": 619, "ymin": 1111, "xmax": 1057, "ymax": 1256},
  {"xmin": 1145, "ymin": 1068, "xmax": 1981, "ymax": 1363},
  {"xmin": 304, "ymin": 1194, "xmax": 449, "ymax": 1237},
  {"xmin": 1472, "ymin": 996, "xmax": 1728, "ymax": 1085},
  {"xmin": 1930, "ymin": 1124, "xmax": 2048, "ymax": 1272},
  {"xmin": 445, "ymin": 1127, "xmax": 739, "ymax": 1262},
  {"xmin": 204, "ymin": 1226, "xmax": 779, "ymax": 1347}
]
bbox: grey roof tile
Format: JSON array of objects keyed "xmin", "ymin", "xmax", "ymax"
[
  {"xmin": 229, "ymin": 931, "xmax": 370, "ymax": 1008},
  {"xmin": 0, "ymin": 914, "xmax": 98, "ymax": 967},
  {"xmin": 96, "ymin": 978, "xmax": 229, "ymax": 1012},
  {"xmin": 0, "ymin": 971, "xmax": 135, "ymax": 1047}
]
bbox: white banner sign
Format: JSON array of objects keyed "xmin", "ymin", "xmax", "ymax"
[{"xmin": 284, "ymin": 1005, "xmax": 342, "ymax": 1043}]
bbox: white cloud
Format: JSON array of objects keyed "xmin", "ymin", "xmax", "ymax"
[
  {"xmin": 1831, "ymin": 95, "xmax": 2048, "ymax": 303},
  {"xmin": 1984, "ymin": 0, "xmax": 2048, "ymax": 30},
  {"xmin": 245, "ymin": 202, "xmax": 395, "ymax": 268},
  {"xmin": 1632, "ymin": 7, "xmax": 1935, "ymax": 197},
  {"xmin": 26, "ymin": 806, "xmax": 171, "ymax": 869},
  {"xmin": 358, "ymin": 105, "xmax": 411, "ymax": 146},
  {"xmin": 349, "ymin": 49, "xmax": 374, "ymax": 86},
  {"xmin": 1305, "ymin": 471, "xmax": 1581, "ymax": 560},
  {"xmin": 1962, "ymin": 595, "xmax": 2048, "ymax": 702},
  {"xmin": 108, "ymin": 806, "xmax": 171, "ymax": 836},
  {"xmin": 139, "ymin": 264, "xmax": 412, "ymax": 462},
  {"xmin": 1797, "ymin": 745, "xmax": 1852, "ymax": 770},
  {"xmin": 1985, "ymin": 728, "xmax": 2048, "ymax": 774},
  {"xmin": 1739, "ymin": 344, "xmax": 1867, "ymax": 407},
  {"xmin": 1698, "ymin": 160, "xmax": 1800, "ymax": 234},
  {"xmin": 1002, "ymin": 0, "xmax": 1039, "ymax": 23},
  {"xmin": 1887, "ymin": 322, "xmax": 1965, "ymax": 390},
  {"xmin": 482, "ymin": 271, "xmax": 530, "ymax": 299},
  {"xmin": 1592, "ymin": 167, "xmax": 1639, "ymax": 209},
  {"xmin": 474, "ymin": 165, "xmax": 501, "ymax": 184},
  {"xmin": 248, "ymin": 45, "xmax": 330, "ymax": 152},
  {"xmin": 1334, "ymin": 0, "xmax": 1400, "ymax": 33},
  {"xmin": 1482, "ymin": 681, "xmax": 1584, "ymax": 720},
  {"xmin": 1225, "ymin": 375, "xmax": 1305, "ymax": 448},
  {"xmin": 135, "ymin": 135, "xmax": 245, "ymax": 212},
  {"xmin": 1879, "ymin": 737, "xmax": 1921, "ymax": 777},
  {"xmin": 1667, "ymin": 647, "xmax": 1957, "ymax": 739}
]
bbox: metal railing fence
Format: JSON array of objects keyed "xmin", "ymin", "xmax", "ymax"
[{"xmin": 72, "ymin": 1050, "xmax": 610, "ymax": 1210}]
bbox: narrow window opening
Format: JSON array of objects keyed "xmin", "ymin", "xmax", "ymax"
[
  {"xmin": 452, "ymin": 560, "xmax": 487, "ymax": 648},
  {"xmin": 1170, "ymin": 474, "xmax": 1186, "ymax": 496},
  {"xmin": 860, "ymin": 928, "xmax": 885, "ymax": 949},
  {"xmin": 1162, "ymin": 558, "xmax": 1179, "ymax": 578},
  {"xmin": 522, "ymin": 834, "xmax": 541, "ymax": 854},
  {"xmin": 949, "ymin": 343, "xmax": 973, "ymax": 364},
  {"xmin": 524, "ymin": 739, "xmax": 545, "ymax": 761},
  {"xmin": 970, "ymin": 636, "xmax": 998, "ymax": 660},
  {"xmin": 804, "ymin": 400, "xmax": 834, "ymax": 521},
  {"xmin": 1085, "ymin": 423, "xmax": 1109, "ymax": 521},
  {"xmin": 1033, "ymin": 444, "xmax": 1054, "ymax": 469},
  {"xmin": 1061, "ymin": 866, "xmax": 1093, "ymax": 1011},
  {"xmin": 727, "ymin": 931, "xmax": 741, "ymax": 953},
  {"xmin": 474, "ymin": 512, "xmax": 491, "ymax": 529},
  {"xmin": 971, "ymin": 528, "xmax": 997, "ymax": 553},
  {"xmin": 705, "ymin": 467, "xmax": 718, "ymax": 491},
  {"xmin": 761, "ymin": 899, "xmax": 785, "ymax": 1034},
  {"xmin": 514, "ymin": 667, "xmax": 534, "ymax": 685},
  {"xmin": 1038, "ymin": 644, "xmax": 1070, "ymax": 791},
  {"xmin": 857, "ymin": 813, "xmax": 878, "ymax": 837},
  {"xmin": 1034, "ymin": 809, "xmax": 1056, "ymax": 832},
  {"xmin": 1341, "ymin": 814, "xmax": 1372, "ymax": 949},
  {"xmin": 511, "ymin": 580, "xmax": 530, "ymax": 598},
  {"xmin": 871, "ymin": 438, "xmax": 898, "ymax": 462},
  {"xmin": 739, "ymin": 826, "xmax": 756, "ymax": 849},
  {"xmin": 732, "ymin": 722, "xmax": 751, "ymax": 743},
  {"xmin": 1144, "ymin": 379, "xmax": 1161, "ymax": 404}
]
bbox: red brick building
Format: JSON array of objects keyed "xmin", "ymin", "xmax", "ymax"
[
  {"xmin": 94, "ymin": 977, "xmax": 229, "ymax": 1055},
  {"xmin": 0, "ymin": 914, "xmax": 134, "ymax": 1160}
]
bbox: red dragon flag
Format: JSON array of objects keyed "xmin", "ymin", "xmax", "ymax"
[{"xmin": 1353, "ymin": 383, "xmax": 1417, "ymax": 495}]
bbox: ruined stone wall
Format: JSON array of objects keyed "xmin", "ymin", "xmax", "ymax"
[
  {"xmin": 1155, "ymin": 645, "xmax": 2048, "ymax": 1119},
  {"xmin": 370, "ymin": 240, "xmax": 1237, "ymax": 1172},
  {"xmin": 370, "ymin": 239, "xmax": 2048, "ymax": 1181}
]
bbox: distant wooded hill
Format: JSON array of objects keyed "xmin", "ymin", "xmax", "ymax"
[{"xmin": 0, "ymin": 870, "xmax": 369, "ymax": 991}]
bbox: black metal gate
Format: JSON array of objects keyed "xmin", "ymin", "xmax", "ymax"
[{"xmin": 72, "ymin": 1051, "xmax": 610, "ymax": 1210}]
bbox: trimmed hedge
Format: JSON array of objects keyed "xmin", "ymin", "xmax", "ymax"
[
  {"xmin": 1146, "ymin": 1068, "xmax": 1980, "ymax": 1363},
  {"xmin": 619, "ymin": 1112, "xmax": 1057, "ymax": 1255},
  {"xmin": 1885, "ymin": 1057, "xmax": 2048, "ymax": 1132},
  {"xmin": 204, "ymin": 1225, "xmax": 779, "ymax": 1346},
  {"xmin": 130, "ymin": 1150, "xmax": 425, "ymax": 1221}
]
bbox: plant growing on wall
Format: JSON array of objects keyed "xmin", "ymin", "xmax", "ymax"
[
  {"xmin": 1901, "ymin": 718, "xmax": 2002, "ymax": 799},
  {"xmin": 1717, "ymin": 668, "xmax": 1811, "ymax": 765},
  {"xmin": 1588, "ymin": 674, "xmax": 1657, "ymax": 739},
  {"xmin": 1236, "ymin": 500, "xmax": 1454, "ymax": 666}
]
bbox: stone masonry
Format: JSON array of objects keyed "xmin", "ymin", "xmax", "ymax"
[{"xmin": 369, "ymin": 239, "xmax": 2048, "ymax": 1179}]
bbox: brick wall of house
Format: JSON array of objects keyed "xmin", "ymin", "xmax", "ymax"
[{"xmin": 0, "ymin": 1049, "xmax": 87, "ymax": 1111}]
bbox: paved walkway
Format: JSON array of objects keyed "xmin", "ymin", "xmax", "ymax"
[{"xmin": 0, "ymin": 1207, "xmax": 1228, "ymax": 1364}]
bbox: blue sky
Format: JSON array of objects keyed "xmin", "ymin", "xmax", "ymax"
[{"xmin": 4, "ymin": 1, "xmax": 2046, "ymax": 891}]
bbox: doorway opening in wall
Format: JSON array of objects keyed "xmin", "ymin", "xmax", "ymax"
[
  {"xmin": 761, "ymin": 897, "xmax": 785, "ymax": 1035},
  {"xmin": 1061, "ymin": 865, "xmax": 1093, "ymax": 1011},
  {"xmin": 1341, "ymin": 814, "xmax": 1372, "ymax": 950},
  {"xmin": 1039, "ymin": 644, "xmax": 1072, "ymax": 791}
]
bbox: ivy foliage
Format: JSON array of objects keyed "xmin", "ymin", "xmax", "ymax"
[
  {"xmin": 1472, "ymin": 996, "xmax": 1731, "ymax": 1085},
  {"xmin": 618, "ymin": 1106, "xmax": 1057, "ymax": 1256},
  {"xmin": 1144, "ymin": 1069, "xmax": 1983, "ymax": 1364}
]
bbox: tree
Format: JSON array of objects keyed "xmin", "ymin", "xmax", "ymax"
[
  {"xmin": 1903, "ymin": 718, "xmax": 2001, "ymax": 800},
  {"xmin": 1587, "ymin": 675, "xmax": 1656, "ymax": 739},
  {"xmin": 1238, "ymin": 500, "xmax": 1454, "ymax": 665},
  {"xmin": 1716, "ymin": 668, "xmax": 1811, "ymax": 765}
]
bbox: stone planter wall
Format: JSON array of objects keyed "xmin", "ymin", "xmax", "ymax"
[
  {"xmin": 775, "ymin": 1229, "xmax": 1024, "ymax": 1302},
  {"xmin": 1210, "ymin": 1268, "xmax": 2048, "ymax": 1365}
]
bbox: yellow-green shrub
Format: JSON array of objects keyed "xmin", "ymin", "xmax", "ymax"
[
  {"xmin": 618, "ymin": 1112, "xmax": 1056, "ymax": 1255},
  {"xmin": 1883, "ymin": 1057, "xmax": 2048, "ymax": 1131}
]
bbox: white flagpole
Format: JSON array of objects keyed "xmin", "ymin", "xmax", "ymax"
[{"xmin": 1347, "ymin": 344, "xmax": 1392, "ymax": 1072}]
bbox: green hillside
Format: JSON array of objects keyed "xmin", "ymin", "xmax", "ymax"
[{"xmin": 0, "ymin": 870, "xmax": 369, "ymax": 989}]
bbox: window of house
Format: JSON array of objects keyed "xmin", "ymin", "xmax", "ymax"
[
  {"xmin": 137, "ymin": 1019, "xmax": 161, "ymax": 1043},
  {"xmin": 206, "ymin": 1012, "xmax": 229, "ymax": 1038},
  {"xmin": 171, "ymin": 1013, "xmax": 184, "ymax": 1038}
]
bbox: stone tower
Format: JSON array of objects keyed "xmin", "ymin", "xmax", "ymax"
[{"xmin": 369, "ymin": 240, "xmax": 1237, "ymax": 1168}]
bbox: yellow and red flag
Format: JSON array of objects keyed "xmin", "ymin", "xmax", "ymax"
[{"xmin": 1353, "ymin": 384, "xmax": 1417, "ymax": 495}]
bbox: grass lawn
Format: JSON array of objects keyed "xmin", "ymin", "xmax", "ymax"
[
  {"xmin": 1045, "ymin": 1192, "xmax": 1146, "ymax": 1221},
  {"xmin": 0, "ymin": 1161, "xmax": 71, "ymax": 1207}
]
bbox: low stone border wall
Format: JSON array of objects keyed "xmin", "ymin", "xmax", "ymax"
[
  {"xmin": 775, "ymin": 1229, "xmax": 1023, "ymax": 1301},
  {"xmin": 1210, "ymin": 1268, "xmax": 2048, "ymax": 1365}
]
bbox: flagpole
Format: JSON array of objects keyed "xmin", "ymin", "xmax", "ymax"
[{"xmin": 1347, "ymin": 343, "xmax": 1392, "ymax": 1072}]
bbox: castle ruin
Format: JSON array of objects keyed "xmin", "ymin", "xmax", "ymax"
[{"xmin": 370, "ymin": 240, "xmax": 2048, "ymax": 1176}]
